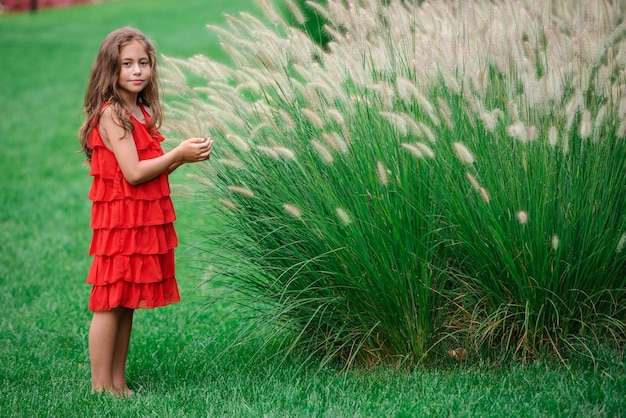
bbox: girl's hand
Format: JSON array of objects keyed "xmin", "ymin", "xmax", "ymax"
[{"xmin": 176, "ymin": 137, "xmax": 213, "ymax": 163}]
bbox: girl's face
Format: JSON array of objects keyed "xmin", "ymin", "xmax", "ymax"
[{"xmin": 117, "ymin": 40, "xmax": 152, "ymax": 104}]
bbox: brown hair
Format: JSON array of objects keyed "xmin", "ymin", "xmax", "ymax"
[{"xmin": 78, "ymin": 27, "xmax": 162, "ymax": 163}]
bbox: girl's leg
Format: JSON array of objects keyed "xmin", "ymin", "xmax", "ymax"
[
  {"xmin": 111, "ymin": 307, "xmax": 134, "ymax": 395},
  {"xmin": 88, "ymin": 309, "xmax": 119, "ymax": 393}
]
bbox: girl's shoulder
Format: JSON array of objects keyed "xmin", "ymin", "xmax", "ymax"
[
  {"xmin": 99, "ymin": 101, "xmax": 129, "ymax": 125},
  {"xmin": 99, "ymin": 99, "xmax": 120, "ymax": 116}
]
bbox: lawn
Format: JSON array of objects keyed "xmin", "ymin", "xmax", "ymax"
[{"xmin": 0, "ymin": 0, "xmax": 624, "ymax": 416}]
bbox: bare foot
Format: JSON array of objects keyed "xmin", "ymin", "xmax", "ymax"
[
  {"xmin": 91, "ymin": 385, "xmax": 133, "ymax": 397},
  {"xmin": 113, "ymin": 385, "xmax": 134, "ymax": 397}
]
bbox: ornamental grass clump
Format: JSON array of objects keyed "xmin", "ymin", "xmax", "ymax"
[{"xmin": 163, "ymin": 0, "xmax": 626, "ymax": 366}]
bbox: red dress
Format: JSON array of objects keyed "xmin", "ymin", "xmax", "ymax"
[{"xmin": 86, "ymin": 104, "xmax": 180, "ymax": 311}]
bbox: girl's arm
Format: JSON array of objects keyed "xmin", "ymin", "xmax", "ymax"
[
  {"xmin": 168, "ymin": 161, "xmax": 184, "ymax": 174},
  {"xmin": 99, "ymin": 106, "xmax": 211, "ymax": 185}
]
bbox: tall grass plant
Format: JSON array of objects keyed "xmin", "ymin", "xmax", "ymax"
[{"xmin": 165, "ymin": 0, "xmax": 626, "ymax": 366}]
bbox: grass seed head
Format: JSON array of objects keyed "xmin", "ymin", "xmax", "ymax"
[
  {"xmin": 594, "ymin": 104, "xmax": 607, "ymax": 136},
  {"xmin": 301, "ymin": 108, "xmax": 325, "ymax": 129},
  {"xmin": 376, "ymin": 161, "xmax": 390, "ymax": 186},
  {"xmin": 507, "ymin": 121, "xmax": 531, "ymax": 143},
  {"xmin": 226, "ymin": 134, "xmax": 250, "ymax": 152},
  {"xmin": 480, "ymin": 111, "xmax": 498, "ymax": 132},
  {"xmin": 516, "ymin": 210, "xmax": 529, "ymax": 225},
  {"xmin": 256, "ymin": 145, "xmax": 280, "ymax": 159},
  {"xmin": 326, "ymin": 108, "xmax": 345, "ymax": 127},
  {"xmin": 219, "ymin": 198, "xmax": 237, "ymax": 211},
  {"xmin": 579, "ymin": 109, "xmax": 592, "ymax": 139},
  {"xmin": 284, "ymin": 0, "xmax": 307, "ymax": 25},
  {"xmin": 414, "ymin": 142, "xmax": 435, "ymax": 158},
  {"xmin": 335, "ymin": 207, "xmax": 352, "ymax": 226},
  {"xmin": 273, "ymin": 146, "xmax": 296, "ymax": 160},
  {"xmin": 283, "ymin": 203, "xmax": 303, "ymax": 219},
  {"xmin": 218, "ymin": 158, "xmax": 246, "ymax": 169},
  {"xmin": 311, "ymin": 139, "xmax": 334, "ymax": 163},
  {"xmin": 548, "ymin": 126, "xmax": 558, "ymax": 147},
  {"xmin": 551, "ymin": 234, "xmax": 560, "ymax": 251},
  {"xmin": 380, "ymin": 111, "xmax": 408, "ymax": 136},
  {"xmin": 402, "ymin": 143, "xmax": 424, "ymax": 159},
  {"xmin": 478, "ymin": 187, "xmax": 490, "ymax": 203},
  {"xmin": 437, "ymin": 96, "xmax": 455, "ymax": 130},
  {"xmin": 453, "ymin": 142, "xmax": 475, "ymax": 165},
  {"xmin": 228, "ymin": 185, "xmax": 255, "ymax": 198},
  {"xmin": 617, "ymin": 233, "xmax": 626, "ymax": 254}
]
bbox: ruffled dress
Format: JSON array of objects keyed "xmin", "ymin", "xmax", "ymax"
[{"xmin": 86, "ymin": 104, "xmax": 180, "ymax": 312}]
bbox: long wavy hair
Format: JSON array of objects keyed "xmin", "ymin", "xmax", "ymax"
[{"xmin": 78, "ymin": 27, "xmax": 162, "ymax": 164}]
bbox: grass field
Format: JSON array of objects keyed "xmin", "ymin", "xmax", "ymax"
[{"xmin": 0, "ymin": 0, "xmax": 624, "ymax": 416}]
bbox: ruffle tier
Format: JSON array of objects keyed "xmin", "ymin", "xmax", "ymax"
[
  {"xmin": 89, "ymin": 223, "xmax": 177, "ymax": 256},
  {"xmin": 88, "ymin": 175, "xmax": 172, "ymax": 202},
  {"xmin": 87, "ymin": 251, "xmax": 175, "ymax": 285},
  {"xmin": 88, "ymin": 277, "xmax": 180, "ymax": 311},
  {"xmin": 90, "ymin": 197, "xmax": 175, "ymax": 229}
]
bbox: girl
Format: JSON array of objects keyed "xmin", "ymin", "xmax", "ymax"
[{"xmin": 79, "ymin": 26, "xmax": 212, "ymax": 396}]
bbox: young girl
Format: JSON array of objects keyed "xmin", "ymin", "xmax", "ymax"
[{"xmin": 79, "ymin": 26, "xmax": 212, "ymax": 396}]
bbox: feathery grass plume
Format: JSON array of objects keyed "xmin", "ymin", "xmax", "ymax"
[
  {"xmin": 507, "ymin": 121, "xmax": 531, "ymax": 143},
  {"xmin": 478, "ymin": 187, "xmax": 490, "ymax": 203},
  {"xmin": 326, "ymin": 108, "xmax": 346, "ymax": 127},
  {"xmin": 282, "ymin": 203, "xmax": 303, "ymax": 219},
  {"xmin": 417, "ymin": 121, "xmax": 437, "ymax": 142},
  {"xmin": 311, "ymin": 139, "xmax": 334, "ymax": 163},
  {"xmin": 301, "ymin": 108, "xmax": 325, "ymax": 129},
  {"xmin": 453, "ymin": 142, "xmax": 475, "ymax": 165},
  {"xmin": 284, "ymin": 0, "xmax": 307, "ymax": 25},
  {"xmin": 335, "ymin": 207, "xmax": 352, "ymax": 226},
  {"xmin": 273, "ymin": 146, "xmax": 296, "ymax": 160},
  {"xmin": 617, "ymin": 233, "xmax": 626, "ymax": 254},
  {"xmin": 594, "ymin": 104, "xmax": 607, "ymax": 137},
  {"xmin": 185, "ymin": 173, "xmax": 215, "ymax": 188},
  {"xmin": 565, "ymin": 94, "xmax": 581, "ymax": 132},
  {"xmin": 465, "ymin": 172, "xmax": 481, "ymax": 191},
  {"xmin": 516, "ymin": 210, "xmax": 529, "ymax": 225},
  {"xmin": 414, "ymin": 92, "xmax": 439, "ymax": 126},
  {"xmin": 479, "ymin": 111, "xmax": 497, "ymax": 133},
  {"xmin": 228, "ymin": 185, "xmax": 255, "ymax": 198},
  {"xmin": 551, "ymin": 235, "xmax": 560, "ymax": 251},
  {"xmin": 218, "ymin": 198, "xmax": 237, "ymax": 211},
  {"xmin": 305, "ymin": 0, "xmax": 330, "ymax": 21},
  {"xmin": 379, "ymin": 111, "xmax": 408, "ymax": 136},
  {"xmin": 619, "ymin": 96, "xmax": 626, "ymax": 120},
  {"xmin": 548, "ymin": 126, "xmax": 558, "ymax": 147},
  {"xmin": 401, "ymin": 143, "xmax": 423, "ymax": 159},
  {"xmin": 396, "ymin": 76, "xmax": 418, "ymax": 104},
  {"xmin": 256, "ymin": 0, "xmax": 283, "ymax": 24},
  {"xmin": 562, "ymin": 132, "xmax": 570, "ymax": 154},
  {"xmin": 465, "ymin": 172, "xmax": 490, "ymax": 203},
  {"xmin": 376, "ymin": 161, "xmax": 390, "ymax": 186},
  {"xmin": 367, "ymin": 82, "xmax": 395, "ymax": 108},
  {"xmin": 278, "ymin": 109, "xmax": 296, "ymax": 130},
  {"xmin": 580, "ymin": 109, "xmax": 592, "ymax": 139},
  {"xmin": 413, "ymin": 142, "xmax": 435, "ymax": 158},
  {"xmin": 437, "ymin": 96, "xmax": 455, "ymax": 130},
  {"xmin": 322, "ymin": 131, "xmax": 349, "ymax": 153},
  {"xmin": 217, "ymin": 158, "xmax": 246, "ymax": 169},
  {"xmin": 256, "ymin": 145, "xmax": 280, "ymax": 159}
]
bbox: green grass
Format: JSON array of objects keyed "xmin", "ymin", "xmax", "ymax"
[{"xmin": 0, "ymin": 1, "xmax": 625, "ymax": 416}]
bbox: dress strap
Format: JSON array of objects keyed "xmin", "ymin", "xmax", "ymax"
[{"xmin": 138, "ymin": 104, "xmax": 151, "ymax": 124}]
